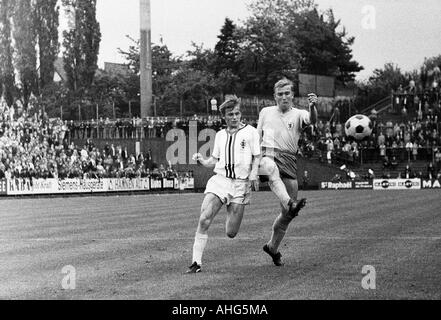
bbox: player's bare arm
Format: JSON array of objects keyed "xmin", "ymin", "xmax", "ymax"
[{"xmin": 308, "ymin": 93, "xmax": 318, "ymax": 125}]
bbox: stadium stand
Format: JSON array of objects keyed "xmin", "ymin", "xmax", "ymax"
[{"xmin": 0, "ymin": 99, "xmax": 194, "ymax": 181}]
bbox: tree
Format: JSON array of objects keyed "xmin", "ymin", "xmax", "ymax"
[
  {"xmin": 247, "ymin": 0, "xmax": 316, "ymax": 22},
  {"xmin": 0, "ymin": 0, "xmax": 16, "ymax": 106},
  {"xmin": 290, "ymin": 8, "xmax": 363, "ymax": 83},
  {"xmin": 214, "ymin": 69, "xmax": 240, "ymax": 96},
  {"xmin": 353, "ymin": 62, "xmax": 405, "ymax": 111},
  {"xmin": 119, "ymin": 37, "xmax": 182, "ymax": 108},
  {"xmin": 236, "ymin": 0, "xmax": 362, "ymax": 93},
  {"xmin": 186, "ymin": 42, "xmax": 216, "ymax": 74},
  {"xmin": 13, "ymin": 0, "xmax": 38, "ymax": 107},
  {"xmin": 86, "ymin": 72, "xmax": 128, "ymax": 119},
  {"xmin": 39, "ymin": 81, "xmax": 68, "ymax": 118},
  {"xmin": 423, "ymin": 55, "xmax": 441, "ymax": 71},
  {"xmin": 118, "ymin": 35, "xmax": 140, "ymax": 74},
  {"xmin": 62, "ymin": 0, "xmax": 101, "ymax": 93},
  {"xmin": 162, "ymin": 66, "xmax": 216, "ymax": 116},
  {"xmin": 368, "ymin": 62, "xmax": 406, "ymax": 93},
  {"xmin": 213, "ymin": 18, "xmax": 240, "ymax": 75},
  {"xmin": 35, "ymin": 0, "xmax": 59, "ymax": 90},
  {"xmin": 236, "ymin": 13, "xmax": 300, "ymax": 94}
]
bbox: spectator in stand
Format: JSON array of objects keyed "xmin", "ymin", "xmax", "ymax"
[
  {"xmin": 104, "ymin": 117, "xmax": 111, "ymax": 139},
  {"xmin": 330, "ymin": 104, "xmax": 341, "ymax": 125},
  {"xmin": 326, "ymin": 138, "xmax": 334, "ymax": 164},
  {"xmin": 405, "ymin": 140, "xmax": 413, "ymax": 161},
  {"xmin": 377, "ymin": 131, "xmax": 385, "ymax": 146},
  {"xmin": 367, "ymin": 169, "xmax": 375, "ymax": 180},
  {"xmin": 333, "ymin": 137, "xmax": 341, "ymax": 153},
  {"xmin": 412, "ymin": 141, "xmax": 419, "ymax": 161},
  {"xmin": 401, "ymin": 105, "xmax": 408, "ymax": 120},
  {"xmin": 302, "ymin": 170, "xmax": 309, "ymax": 190},
  {"xmin": 316, "ymin": 120, "xmax": 325, "ymax": 137},
  {"xmin": 390, "ymin": 156, "xmax": 398, "ymax": 170},
  {"xmin": 115, "ymin": 118, "xmax": 122, "ymax": 139},
  {"xmin": 334, "ymin": 122, "xmax": 343, "ymax": 138},
  {"xmin": 421, "ymin": 65, "xmax": 428, "ymax": 90},
  {"xmin": 351, "ymin": 140, "xmax": 359, "ymax": 162},
  {"xmin": 403, "ymin": 164, "xmax": 413, "ymax": 179},
  {"xmin": 427, "ymin": 162, "xmax": 436, "ymax": 180},
  {"xmin": 377, "ymin": 141, "xmax": 385, "ymax": 161},
  {"xmin": 435, "ymin": 148, "xmax": 441, "ymax": 172}
]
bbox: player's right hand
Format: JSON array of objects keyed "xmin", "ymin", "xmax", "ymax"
[
  {"xmin": 192, "ymin": 153, "xmax": 203, "ymax": 164},
  {"xmin": 307, "ymin": 93, "xmax": 318, "ymax": 107}
]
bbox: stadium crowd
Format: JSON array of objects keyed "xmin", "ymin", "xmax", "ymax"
[
  {"xmin": 300, "ymin": 86, "xmax": 441, "ymax": 180},
  {"xmin": 2, "ymin": 76, "xmax": 441, "ymax": 183},
  {"xmin": 0, "ymin": 98, "xmax": 191, "ymax": 180}
]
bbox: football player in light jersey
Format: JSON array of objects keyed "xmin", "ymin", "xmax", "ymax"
[
  {"xmin": 257, "ymin": 78, "xmax": 318, "ymax": 266},
  {"xmin": 186, "ymin": 96, "xmax": 261, "ymax": 274}
]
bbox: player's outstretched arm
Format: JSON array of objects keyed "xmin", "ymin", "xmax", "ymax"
[
  {"xmin": 308, "ymin": 93, "xmax": 318, "ymax": 125},
  {"xmin": 192, "ymin": 153, "xmax": 218, "ymax": 168}
]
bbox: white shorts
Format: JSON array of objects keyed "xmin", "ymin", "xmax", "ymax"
[{"xmin": 205, "ymin": 174, "xmax": 251, "ymax": 206}]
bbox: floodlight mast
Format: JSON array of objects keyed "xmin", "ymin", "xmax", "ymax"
[{"xmin": 140, "ymin": 0, "xmax": 153, "ymax": 118}]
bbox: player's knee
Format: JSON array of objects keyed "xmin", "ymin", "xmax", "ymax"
[
  {"xmin": 260, "ymin": 157, "xmax": 277, "ymax": 176},
  {"xmin": 267, "ymin": 168, "xmax": 281, "ymax": 183},
  {"xmin": 198, "ymin": 216, "xmax": 212, "ymax": 232}
]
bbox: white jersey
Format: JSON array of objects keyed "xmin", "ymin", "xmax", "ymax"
[
  {"xmin": 212, "ymin": 124, "xmax": 260, "ymax": 180},
  {"xmin": 257, "ymin": 106, "xmax": 310, "ymax": 154}
]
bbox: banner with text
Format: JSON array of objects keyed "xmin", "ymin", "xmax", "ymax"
[
  {"xmin": 0, "ymin": 179, "xmax": 7, "ymax": 195},
  {"xmin": 7, "ymin": 178, "xmax": 59, "ymax": 195},
  {"xmin": 373, "ymin": 179, "xmax": 421, "ymax": 190},
  {"xmin": 320, "ymin": 181, "xmax": 374, "ymax": 190},
  {"xmin": 4, "ymin": 177, "xmax": 195, "ymax": 196},
  {"xmin": 421, "ymin": 179, "xmax": 441, "ymax": 189}
]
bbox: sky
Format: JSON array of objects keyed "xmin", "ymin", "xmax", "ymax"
[{"xmin": 60, "ymin": 0, "xmax": 441, "ymax": 81}]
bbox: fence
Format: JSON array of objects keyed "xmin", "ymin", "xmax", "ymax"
[
  {"xmin": 360, "ymin": 146, "xmax": 441, "ymax": 164},
  {"xmin": 0, "ymin": 176, "xmax": 195, "ymax": 196},
  {"xmin": 391, "ymin": 92, "xmax": 440, "ymax": 114}
]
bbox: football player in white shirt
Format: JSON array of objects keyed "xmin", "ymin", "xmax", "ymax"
[
  {"xmin": 257, "ymin": 78, "xmax": 318, "ymax": 266},
  {"xmin": 187, "ymin": 97, "xmax": 261, "ymax": 274}
]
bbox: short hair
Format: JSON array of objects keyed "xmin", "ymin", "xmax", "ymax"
[
  {"xmin": 274, "ymin": 78, "xmax": 294, "ymax": 93},
  {"xmin": 219, "ymin": 96, "xmax": 241, "ymax": 115}
]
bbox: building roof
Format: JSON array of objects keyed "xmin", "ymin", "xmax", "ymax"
[{"xmin": 54, "ymin": 57, "xmax": 68, "ymax": 82}]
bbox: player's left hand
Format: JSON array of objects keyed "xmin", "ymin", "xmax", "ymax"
[{"xmin": 308, "ymin": 93, "xmax": 318, "ymax": 107}]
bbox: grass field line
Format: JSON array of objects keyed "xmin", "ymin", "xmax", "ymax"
[{"xmin": 0, "ymin": 236, "xmax": 440, "ymax": 242}]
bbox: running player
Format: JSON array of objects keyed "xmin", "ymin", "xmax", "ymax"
[
  {"xmin": 187, "ymin": 96, "xmax": 261, "ymax": 273},
  {"xmin": 257, "ymin": 78, "xmax": 318, "ymax": 266}
]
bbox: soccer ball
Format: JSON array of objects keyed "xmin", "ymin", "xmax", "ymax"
[{"xmin": 344, "ymin": 115, "xmax": 373, "ymax": 140}]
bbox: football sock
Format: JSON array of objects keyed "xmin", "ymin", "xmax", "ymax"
[
  {"xmin": 192, "ymin": 232, "xmax": 208, "ymax": 266},
  {"xmin": 268, "ymin": 213, "xmax": 291, "ymax": 253},
  {"xmin": 268, "ymin": 179, "xmax": 291, "ymax": 210}
]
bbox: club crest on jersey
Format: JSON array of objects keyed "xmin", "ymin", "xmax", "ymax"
[
  {"xmin": 288, "ymin": 123, "xmax": 294, "ymax": 130},
  {"xmin": 240, "ymin": 140, "xmax": 246, "ymax": 150}
]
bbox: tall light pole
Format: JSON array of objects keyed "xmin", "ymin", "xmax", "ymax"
[{"xmin": 140, "ymin": 0, "xmax": 153, "ymax": 118}]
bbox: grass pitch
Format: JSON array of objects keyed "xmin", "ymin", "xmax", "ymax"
[{"xmin": 0, "ymin": 190, "xmax": 440, "ymax": 300}]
